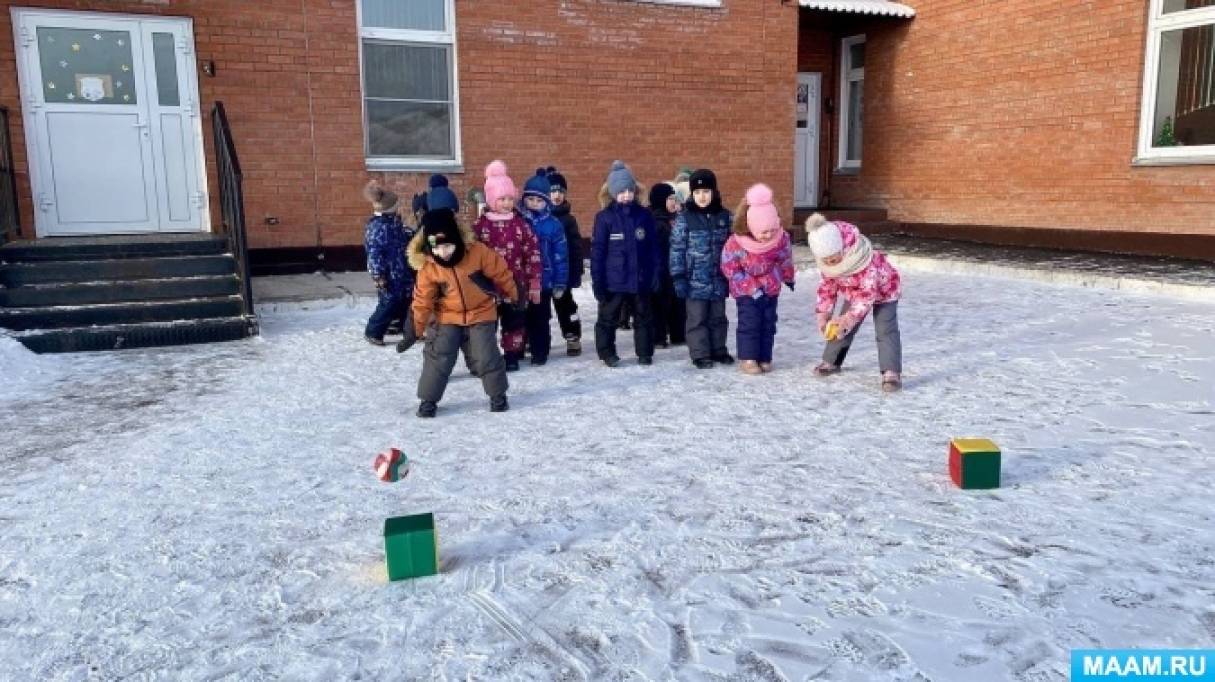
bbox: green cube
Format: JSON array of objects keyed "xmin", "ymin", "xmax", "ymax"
[{"xmin": 384, "ymin": 513, "xmax": 439, "ymax": 581}]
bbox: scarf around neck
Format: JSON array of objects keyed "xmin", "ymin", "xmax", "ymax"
[{"xmin": 818, "ymin": 233, "xmax": 873, "ymax": 278}]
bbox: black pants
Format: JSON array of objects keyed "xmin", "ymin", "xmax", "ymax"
[
  {"xmin": 652, "ymin": 284, "xmax": 685, "ymax": 345},
  {"xmin": 595, "ymin": 293, "xmax": 654, "ymax": 360},
  {"xmin": 552, "ymin": 288, "xmax": 582, "ymax": 341},
  {"xmin": 418, "ymin": 321, "xmax": 508, "ymax": 403},
  {"xmin": 684, "ymin": 298, "xmax": 729, "ymax": 361},
  {"xmin": 526, "ymin": 290, "xmax": 554, "ymax": 361}
]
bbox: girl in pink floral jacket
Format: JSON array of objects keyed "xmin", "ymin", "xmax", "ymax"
[
  {"xmin": 720, "ymin": 184, "xmax": 796, "ymax": 375},
  {"xmin": 806, "ymin": 214, "xmax": 903, "ymax": 391},
  {"xmin": 474, "ymin": 161, "xmax": 543, "ymax": 371}
]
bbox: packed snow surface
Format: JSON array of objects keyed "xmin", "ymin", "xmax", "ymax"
[{"xmin": 2, "ymin": 271, "xmax": 1213, "ymax": 680}]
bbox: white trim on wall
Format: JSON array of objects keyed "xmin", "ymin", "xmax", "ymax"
[{"xmin": 1135, "ymin": 0, "xmax": 1215, "ymax": 165}]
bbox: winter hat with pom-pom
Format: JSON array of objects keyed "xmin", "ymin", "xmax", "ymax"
[
  {"xmin": 523, "ymin": 168, "xmax": 552, "ymax": 201},
  {"xmin": 744, "ymin": 184, "xmax": 779, "ymax": 236},
  {"xmin": 363, "ymin": 182, "xmax": 401, "ymax": 214},
  {"xmin": 546, "ymin": 166, "xmax": 568, "ymax": 192},
  {"xmin": 483, "ymin": 160, "xmax": 517, "ymax": 208},
  {"xmin": 606, "ymin": 160, "xmax": 638, "ymax": 196},
  {"xmin": 806, "ymin": 213, "xmax": 844, "ymax": 258},
  {"xmin": 427, "ymin": 174, "xmax": 460, "ymax": 213}
]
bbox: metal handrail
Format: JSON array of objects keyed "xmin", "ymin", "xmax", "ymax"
[
  {"xmin": 0, "ymin": 107, "xmax": 20, "ymax": 245},
  {"xmin": 210, "ymin": 101, "xmax": 255, "ymax": 319}
]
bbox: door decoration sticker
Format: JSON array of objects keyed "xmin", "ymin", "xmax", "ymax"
[{"xmin": 37, "ymin": 27, "xmax": 136, "ymax": 105}]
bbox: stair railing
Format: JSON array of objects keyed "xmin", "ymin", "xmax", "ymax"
[{"xmin": 210, "ymin": 101, "xmax": 255, "ymax": 320}]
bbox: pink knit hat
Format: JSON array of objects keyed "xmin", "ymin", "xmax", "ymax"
[
  {"xmin": 745, "ymin": 184, "xmax": 780, "ymax": 236},
  {"xmin": 483, "ymin": 160, "xmax": 517, "ymax": 208}
]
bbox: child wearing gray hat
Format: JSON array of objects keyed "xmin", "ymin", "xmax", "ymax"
[{"xmin": 590, "ymin": 161, "xmax": 663, "ymax": 367}]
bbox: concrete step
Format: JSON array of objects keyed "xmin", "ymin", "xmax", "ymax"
[
  {"xmin": 0, "ymin": 254, "xmax": 237, "ymax": 286},
  {"xmin": 0, "ymin": 295, "xmax": 245, "ymax": 331},
  {"xmin": 0, "ymin": 234, "xmax": 229, "ymax": 262},
  {"xmin": 0, "ymin": 275, "xmax": 241, "ymax": 307},
  {"xmin": 15, "ymin": 316, "xmax": 257, "ymax": 354}
]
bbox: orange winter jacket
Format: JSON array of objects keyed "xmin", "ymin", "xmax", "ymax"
[{"xmin": 408, "ymin": 224, "xmax": 518, "ymax": 336}]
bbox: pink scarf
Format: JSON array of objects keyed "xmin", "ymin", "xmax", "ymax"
[
  {"xmin": 736, "ymin": 230, "xmax": 787, "ymax": 255},
  {"xmin": 484, "ymin": 210, "xmax": 515, "ymax": 221}
]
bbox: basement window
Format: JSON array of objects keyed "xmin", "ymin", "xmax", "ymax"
[
  {"xmin": 1137, "ymin": 0, "xmax": 1215, "ymax": 164},
  {"xmin": 357, "ymin": 0, "xmax": 462, "ymax": 171}
]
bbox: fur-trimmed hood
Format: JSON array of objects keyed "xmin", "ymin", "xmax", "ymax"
[
  {"xmin": 597, "ymin": 182, "xmax": 650, "ymax": 209},
  {"xmin": 407, "ymin": 221, "xmax": 476, "ymax": 270}
]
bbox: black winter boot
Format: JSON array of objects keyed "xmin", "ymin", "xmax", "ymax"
[
  {"xmin": 712, "ymin": 352, "xmax": 735, "ymax": 365},
  {"xmin": 504, "ymin": 352, "xmax": 521, "ymax": 372},
  {"xmin": 490, "ymin": 395, "xmax": 509, "ymax": 412},
  {"xmin": 416, "ymin": 401, "xmax": 437, "ymax": 418}
]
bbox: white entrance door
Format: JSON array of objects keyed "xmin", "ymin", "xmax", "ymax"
[
  {"xmin": 795, "ymin": 72, "xmax": 821, "ymax": 208},
  {"xmin": 13, "ymin": 9, "xmax": 207, "ymax": 237}
]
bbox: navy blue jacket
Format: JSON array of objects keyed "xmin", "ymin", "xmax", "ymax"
[
  {"xmin": 364, "ymin": 213, "xmax": 415, "ymax": 298},
  {"xmin": 591, "ymin": 201, "xmax": 661, "ymax": 298},
  {"xmin": 669, "ymin": 206, "xmax": 731, "ymax": 300}
]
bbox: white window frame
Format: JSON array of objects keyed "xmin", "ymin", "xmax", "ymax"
[
  {"xmin": 1136, "ymin": 0, "xmax": 1215, "ymax": 165},
  {"xmin": 356, "ymin": 0, "xmax": 463, "ymax": 172},
  {"xmin": 838, "ymin": 34, "xmax": 865, "ymax": 171}
]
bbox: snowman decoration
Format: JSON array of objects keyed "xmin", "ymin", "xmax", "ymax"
[{"xmin": 78, "ymin": 76, "xmax": 106, "ymax": 103}]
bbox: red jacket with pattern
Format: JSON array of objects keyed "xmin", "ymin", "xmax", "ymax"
[{"xmin": 473, "ymin": 211, "xmax": 542, "ymax": 299}]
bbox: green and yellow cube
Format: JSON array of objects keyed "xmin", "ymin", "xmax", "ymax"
[{"xmin": 949, "ymin": 438, "xmax": 1001, "ymax": 489}]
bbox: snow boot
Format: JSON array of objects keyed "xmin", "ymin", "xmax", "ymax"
[
  {"xmin": 603, "ymin": 355, "xmax": 621, "ymax": 368},
  {"xmin": 566, "ymin": 338, "xmax": 582, "ymax": 357},
  {"xmin": 416, "ymin": 401, "xmax": 437, "ymax": 418},
  {"xmin": 693, "ymin": 358, "xmax": 715, "ymax": 369},
  {"xmin": 813, "ymin": 362, "xmax": 841, "ymax": 377},
  {"xmin": 881, "ymin": 371, "xmax": 903, "ymax": 393},
  {"xmin": 490, "ymin": 395, "xmax": 509, "ymax": 412},
  {"xmin": 739, "ymin": 360, "xmax": 763, "ymax": 375},
  {"xmin": 638, "ymin": 356, "xmax": 653, "ymax": 366},
  {"xmin": 711, "ymin": 351, "xmax": 735, "ymax": 365},
  {"xmin": 504, "ymin": 352, "xmax": 521, "ymax": 372}
]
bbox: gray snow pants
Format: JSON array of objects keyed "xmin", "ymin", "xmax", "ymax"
[
  {"xmin": 684, "ymin": 298, "xmax": 729, "ymax": 361},
  {"xmin": 418, "ymin": 321, "xmax": 508, "ymax": 403},
  {"xmin": 822, "ymin": 300, "xmax": 902, "ymax": 373}
]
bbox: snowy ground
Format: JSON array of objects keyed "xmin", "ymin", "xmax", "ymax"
[{"xmin": 2, "ymin": 270, "xmax": 1213, "ymax": 681}]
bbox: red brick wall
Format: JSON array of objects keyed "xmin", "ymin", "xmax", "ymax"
[
  {"xmin": 828, "ymin": 1, "xmax": 1215, "ymax": 237},
  {"xmin": 0, "ymin": 0, "xmax": 799, "ymax": 250}
]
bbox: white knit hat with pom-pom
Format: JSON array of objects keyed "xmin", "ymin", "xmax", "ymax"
[{"xmin": 806, "ymin": 213, "xmax": 844, "ymax": 258}]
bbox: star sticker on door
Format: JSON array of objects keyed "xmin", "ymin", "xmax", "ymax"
[
  {"xmin": 71, "ymin": 43, "xmax": 80, "ymax": 52},
  {"xmin": 92, "ymin": 33, "xmax": 102, "ymax": 41},
  {"xmin": 46, "ymin": 82, "xmax": 55, "ymax": 90},
  {"xmin": 122, "ymin": 94, "xmax": 130, "ymax": 102},
  {"xmin": 121, "ymin": 64, "xmax": 130, "ymax": 72}
]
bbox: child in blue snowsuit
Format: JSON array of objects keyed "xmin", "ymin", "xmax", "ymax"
[
  {"xmin": 520, "ymin": 169, "xmax": 570, "ymax": 365},
  {"xmin": 591, "ymin": 161, "xmax": 662, "ymax": 367},
  {"xmin": 363, "ymin": 184, "xmax": 415, "ymax": 345}
]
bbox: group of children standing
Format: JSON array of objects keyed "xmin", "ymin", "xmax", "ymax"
[{"xmin": 363, "ymin": 160, "xmax": 904, "ymax": 417}]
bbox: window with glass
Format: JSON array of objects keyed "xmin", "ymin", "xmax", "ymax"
[
  {"xmin": 839, "ymin": 35, "xmax": 865, "ymax": 169},
  {"xmin": 1138, "ymin": 0, "xmax": 1215, "ymax": 162},
  {"xmin": 358, "ymin": 0, "xmax": 460, "ymax": 168}
]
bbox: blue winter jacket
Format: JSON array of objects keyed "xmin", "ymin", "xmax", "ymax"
[
  {"xmin": 669, "ymin": 207, "xmax": 731, "ymax": 300},
  {"xmin": 364, "ymin": 213, "xmax": 415, "ymax": 298},
  {"xmin": 591, "ymin": 200, "xmax": 662, "ymax": 298},
  {"xmin": 522, "ymin": 201, "xmax": 570, "ymax": 292}
]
